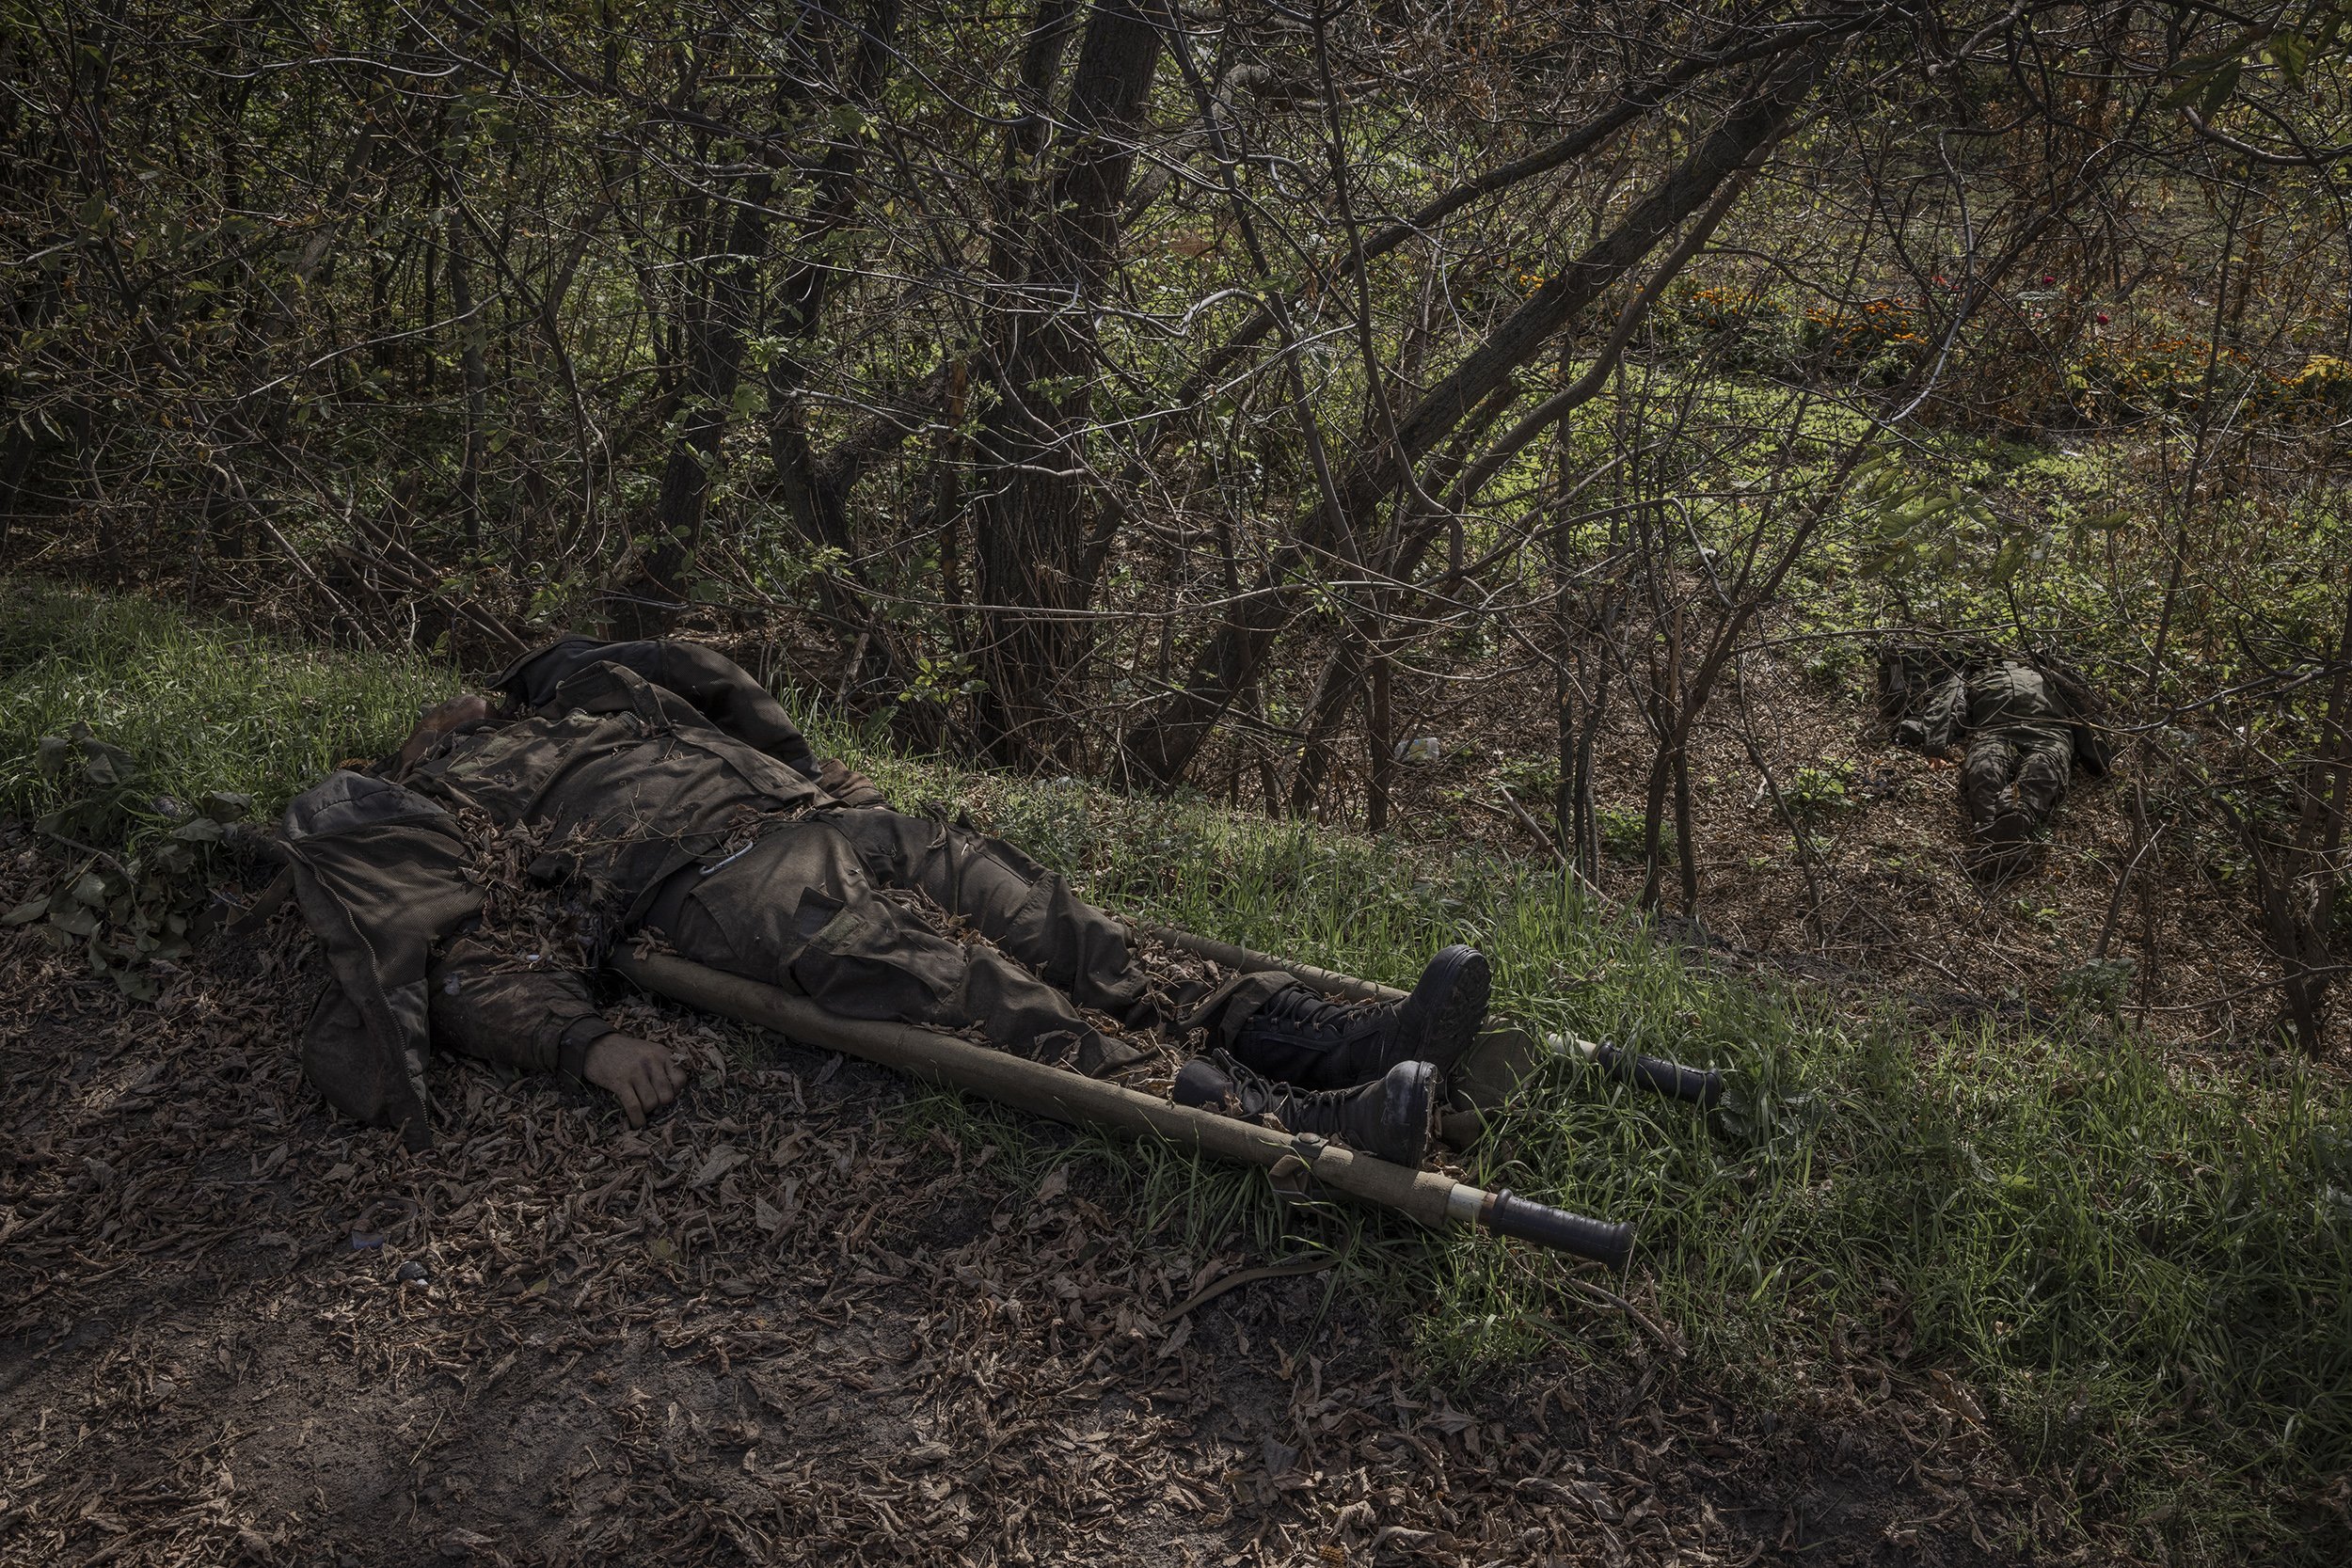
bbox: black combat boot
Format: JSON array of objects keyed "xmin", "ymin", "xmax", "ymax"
[
  {"xmin": 1225, "ymin": 945, "xmax": 1489, "ymax": 1092},
  {"xmin": 1970, "ymin": 808, "xmax": 2038, "ymax": 882},
  {"xmin": 1172, "ymin": 1055, "xmax": 1436, "ymax": 1167}
]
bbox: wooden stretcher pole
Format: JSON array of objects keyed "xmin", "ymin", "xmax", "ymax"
[
  {"xmin": 1141, "ymin": 926, "xmax": 1406, "ymax": 1004},
  {"xmin": 610, "ymin": 947, "xmax": 1631, "ymax": 1267}
]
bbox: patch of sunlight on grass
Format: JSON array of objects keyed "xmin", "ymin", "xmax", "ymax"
[{"xmin": 1, "ymin": 581, "xmax": 457, "ymax": 819}]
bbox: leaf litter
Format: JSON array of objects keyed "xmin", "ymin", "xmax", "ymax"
[{"xmin": 0, "ymin": 824, "xmax": 2065, "ymax": 1567}]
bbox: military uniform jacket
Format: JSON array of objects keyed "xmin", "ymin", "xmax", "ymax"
[
  {"xmin": 1914, "ymin": 660, "xmax": 2110, "ymax": 778},
  {"xmin": 279, "ymin": 644, "xmax": 835, "ymax": 1148}
]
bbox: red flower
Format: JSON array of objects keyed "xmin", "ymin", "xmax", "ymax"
[
  {"xmin": 2095, "ymin": 311, "xmax": 2110, "ymax": 325},
  {"xmin": 2041, "ymin": 274, "xmax": 2057, "ymax": 285}
]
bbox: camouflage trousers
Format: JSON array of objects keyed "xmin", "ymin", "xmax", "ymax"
[
  {"xmin": 642, "ymin": 807, "xmax": 1157, "ymax": 1077},
  {"xmin": 1959, "ymin": 721, "xmax": 2074, "ymax": 837}
]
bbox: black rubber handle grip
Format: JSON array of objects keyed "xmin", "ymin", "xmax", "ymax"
[
  {"xmin": 1596, "ymin": 1041, "xmax": 1724, "ymax": 1108},
  {"xmin": 1480, "ymin": 1189, "xmax": 1634, "ymax": 1270}
]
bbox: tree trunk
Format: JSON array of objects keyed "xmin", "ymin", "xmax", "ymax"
[
  {"xmin": 623, "ymin": 165, "xmax": 775, "ymax": 629},
  {"xmin": 765, "ymin": 0, "xmax": 907, "ymax": 562},
  {"xmin": 1122, "ymin": 45, "xmax": 1831, "ymax": 786},
  {"xmin": 446, "ymin": 198, "xmax": 487, "ymax": 556},
  {"xmin": 970, "ymin": 0, "xmax": 1162, "ymax": 765}
]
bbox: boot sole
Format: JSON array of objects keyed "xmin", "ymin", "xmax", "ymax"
[
  {"xmin": 1400, "ymin": 944, "xmax": 1490, "ymax": 1080},
  {"xmin": 1374, "ymin": 1060, "xmax": 1437, "ymax": 1167}
]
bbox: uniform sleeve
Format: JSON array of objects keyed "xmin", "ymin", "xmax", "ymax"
[
  {"xmin": 814, "ymin": 756, "xmax": 889, "ymax": 809},
  {"xmin": 426, "ymin": 935, "xmax": 614, "ymax": 1079},
  {"xmin": 494, "ymin": 636, "xmax": 818, "ymax": 776},
  {"xmin": 653, "ymin": 641, "xmax": 818, "ymax": 775},
  {"xmin": 1915, "ymin": 673, "xmax": 1969, "ymax": 752}
]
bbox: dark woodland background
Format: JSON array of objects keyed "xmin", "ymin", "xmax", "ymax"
[{"xmin": 8, "ymin": 0, "xmax": 2348, "ymax": 1053}]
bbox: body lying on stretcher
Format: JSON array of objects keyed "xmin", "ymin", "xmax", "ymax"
[
  {"xmin": 262, "ymin": 638, "xmax": 1714, "ymax": 1263},
  {"xmin": 274, "ymin": 637, "xmax": 1487, "ymax": 1164}
]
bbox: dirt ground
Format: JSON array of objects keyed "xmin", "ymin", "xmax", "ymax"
[
  {"xmin": 0, "ymin": 826, "xmax": 2074, "ymax": 1568},
  {"xmin": 1354, "ymin": 638, "xmax": 2333, "ymax": 1058}
]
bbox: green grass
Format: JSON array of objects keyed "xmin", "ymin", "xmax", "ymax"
[
  {"xmin": 820, "ymin": 718, "xmax": 2352, "ymax": 1565},
  {"xmin": 7, "ymin": 580, "xmax": 2349, "ymax": 1564},
  {"xmin": 0, "ymin": 582, "xmax": 458, "ymax": 821}
]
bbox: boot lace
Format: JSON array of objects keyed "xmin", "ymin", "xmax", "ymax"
[
  {"xmin": 1206, "ymin": 1048, "xmax": 1282, "ymax": 1116},
  {"xmin": 1250, "ymin": 985, "xmax": 1388, "ymax": 1047},
  {"xmin": 1207, "ymin": 1049, "xmax": 1360, "ymax": 1134}
]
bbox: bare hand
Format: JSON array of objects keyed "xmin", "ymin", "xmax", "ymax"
[{"xmin": 581, "ymin": 1034, "xmax": 692, "ymax": 1128}]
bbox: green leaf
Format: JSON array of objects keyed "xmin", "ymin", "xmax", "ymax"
[
  {"xmin": 2268, "ymin": 30, "xmax": 2312, "ymax": 87},
  {"xmin": 2160, "ymin": 59, "xmax": 2229, "ymax": 110},
  {"xmin": 75, "ymin": 736, "xmax": 137, "ymax": 787},
  {"xmin": 199, "ymin": 791, "xmax": 253, "ymax": 823},
  {"xmin": 2, "ymin": 898, "xmax": 46, "ymax": 927},
  {"xmin": 2198, "ymin": 60, "xmax": 2243, "ymax": 118},
  {"xmin": 170, "ymin": 816, "xmax": 226, "ymax": 844}
]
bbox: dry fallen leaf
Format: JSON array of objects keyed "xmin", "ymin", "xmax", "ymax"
[{"xmin": 689, "ymin": 1143, "xmax": 748, "ymax": 1188}]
